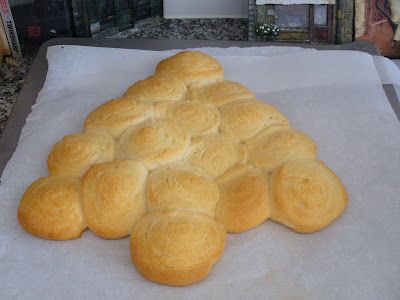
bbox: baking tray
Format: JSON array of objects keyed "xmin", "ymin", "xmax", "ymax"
[{"xmin": 1, "ymin": 38, "xmax": 398, "ymax": 177}]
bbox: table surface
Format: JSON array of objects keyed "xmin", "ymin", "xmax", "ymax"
[{"xmin": 0, "ymin": 38, "xmax": 396, "ymax": 177}]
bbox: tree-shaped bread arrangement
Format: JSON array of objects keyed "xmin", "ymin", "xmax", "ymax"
[{"xmin": 17, "ymin": 51, "xmax": 348, "ymax": 286}]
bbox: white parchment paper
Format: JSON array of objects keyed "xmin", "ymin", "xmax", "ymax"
[{"xmin": 0, "ymin": 46, "xmax": 399, "ymax": 300}]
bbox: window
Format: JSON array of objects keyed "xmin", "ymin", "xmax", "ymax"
[
  {"xmin": 314, "ymin": 5, "xmax": 328, "ymax": 26},
  {"xmin": 275, "ymin": 5, "xmax": 309, "ymax": 29}
]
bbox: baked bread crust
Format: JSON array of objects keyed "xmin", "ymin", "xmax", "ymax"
[
  {"xmin": 216, "ymin": 164, "xmax": 270, "ymax": 233},
  {"xmin": 220, "ymin": 98, "xmax": 289, "ymax": 141},
  {"xmin": 270, "ymin": 159, "xmax": 348, "ymax": 233},
  {"xmin": 124, "ymin": 74, "xmax": 187, "ymax": 103},
  {"xmin": 82, "ymin": 160, "xmax": 148, "ymax": 239},
  {"xmin": 186, "ymin": 135, "xmax": 247, "ymax": 178},
  {"xmin": 130, "ymin": 210, "xmax": 226, "ymax": 286},
  {"xmin": 18, "ymin": 176, "xmax": 86, "ymax": 240},
  {"xmin": 246, "ymin": 125, "xmax": 317, "ymax": 171},
  {"xmin": 167, "ymin": 100, "xmax": 220, "ymax": 137},
  {"xmin": 147, "ymin": 163, "xmax": 219, "ymax": 217},
  {"xmin": 156, "ymin": 51, "xmax": 224, "ymax": 87},
  {"xmin": 47, "ymin": 130, "xmax": 115, "ymax": 177},
  {"xmin": 115, "ymin": 118, "xmax": 191, "ymax": 170},
  {"xmin": 188, "ymin": 80, "xmax": 254, "ymax": 107},
  {"xmin": 84, "ymin": 97, "xmax": 153, "ymax": 139}
]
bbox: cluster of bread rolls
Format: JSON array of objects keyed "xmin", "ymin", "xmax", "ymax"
[{"xmin": 17, "ymin": 51, "xmax": 348, "ymax": 286}]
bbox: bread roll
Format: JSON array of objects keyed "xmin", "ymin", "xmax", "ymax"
[
  {"xmin": 130, "ymin": 210, "xmax": 226, "ymax": 286},
  {"xmin": 124, "ymin": 74, "xmax": 187, "ymax": 102},
  {"xmin": 188, "ymin": 80, "xmax": 254, "ymax": 107},
  {"xmin": 156, "ymin": 51, "xmax": 224, "ymax": 87},
  {"xmin": 167, "ymin": 100, "xmax": 220, "ymax": 137},
  {"xmin": 82, "ymin": 160, "xmax": 148, "ymax": 239},
  {"xmin": 270, "ymin": 159, "xmax": 348, "ymax": 233},
  {"xmin": 115, "ymin": 118, "xmax": 191, "ymax": 170},
  {"xmin": 84, "ymin": 97, "xmax": 153, "ymax": 139},
  {"xmin": 47, "ymin": 130, "xmax": 115, "ymax": 177},
  {"xmin": 17, "ymin": 176, "xmax": 86, "ymax": 240},
  {"xmin": 215, "ymin": 164, "xmax": 270, "ymax": 233},
  {"xmin": 187, "ymin": 135, "xmax": 247, "ymax": 178},
  {"xmin": 147, "ymin": 163, "xmax": 219, "ymax": 217},
  {"xmin": 246, "ymin": 125, "xmax": 317, "ymax": 171},
  {"xmin": 220, "ymin": 99, "xmax": 289, "ymax": 140}
]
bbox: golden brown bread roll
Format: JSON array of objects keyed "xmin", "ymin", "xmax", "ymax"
[
  {"xmin": 155, "ymin": 51, "xmax": 224, "ymax": 88},
  {"xmin": 124, "ymin": 74, "xmax": 187, "ymax": 102},
  {"xmin": 82, "ymin": 160, "xmax": 148, "ymax": 239},
  {"xmin": 17, "ymin": 176, "xmax": 86, "ymax": 240},
  {"xmin": 130, "ymin": 210, "xmax": 226, "ymax": 286},
  {"xmin": 188, "ymin": 80, "xmax": 254, "ymax": 107},
  {"xmin": 219, "ymin": 99, "xmax": 289, "ymax": 140},
  {"xmin": 115, "ymin": 118, "xmax": 191, "ymax": 170},
  {"xmin": 215, "ymin": 164, "xmax": 270, "ymax": 233},
  {"xmin": 270, "ymin": 159, "xmax": 348, "ymax": 233},
  {"xmin": 186, "ymin": 135, "xmax": 247, "ymax": 178},
  {"xmin": 167, "ymin": 100, "xmax": 220, "ymax": 137},
  {"xmin": 246, "ymin": 125, "xmax": 317, "ymax": 171},
  {"xmin": 84, "ymin": 97, "xmax": 153, "ymax": 139},
  {"xmin": 147, "ymin": 163, "xmax": 219, "ymax": 217},
  {"xmin": 47, "ymin": 130, "xmax": 115, "ymax": 177}
]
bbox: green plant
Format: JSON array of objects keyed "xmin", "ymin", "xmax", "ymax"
[{"xmin": 256, "ymin": 23, "xmax": 280, "ymax": 40}]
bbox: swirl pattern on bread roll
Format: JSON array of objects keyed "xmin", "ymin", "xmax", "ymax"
[
  {"xmin": 187, "ymin": 135, "xmax": 247, "ymax": 178},
  {"xmin": 124, "ymin": 75, "xmax": 187, "ymax": 102},
  {"xmin": 216, "ymin": 164, "xmax": 270, "ymax": 233},
  {"xmin": 167, "ymin": 100, "xmax": 220, "ymax": 137},
  {"xmin": 47, "ymin": 130, "xmax": 115, "ymax": 177},
  {"xmin": 156, "ymin": 51, "xmax": 224, "ymax": 88},
  {"xmin": 220, "ymin": 99, "xmax": 289, "ymax": 141},
  {"xmin": 82, "ymin": 160, "xmax": 148, "ymax": 239},
  {"xmin": 130, "ymin": 210, "xmax": 226, "ymax": 286},
  {"xmin": 84, "ymin": 97, "xmax": 153, "ymax": 139},
  {"xmin": 246, "ymin": 125, "xmax": 317, "ymax": 171},
  {"xmin": 147, "ymin": 163, "xmax": 219, "ymax": 217},
  {"xmin": 18, "ymin": 176, "xmax": 86, "ymax": 240},
  {"xmin": 270, "ymin": 159, "xmax": 348, "ymax": 233},
  {"xmin": 115, "ymin": 118, "xmax": 191, "ymax": 170},
  {"xmin": 188, "ymin": 80, "xmax": 254, "ymax": 107}
]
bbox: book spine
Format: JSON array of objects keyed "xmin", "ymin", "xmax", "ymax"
[
  {"xmin": 0, "ymin": 14, "xmax": 11, "ymax": 57},
  {"xmin": 0, "ymin": 0, "xmax": 21, "ymax": 57}
]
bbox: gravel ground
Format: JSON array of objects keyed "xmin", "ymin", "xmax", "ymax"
[
  {"xmin": 108, "ymin": 17, "xmax": 248, "ymax": 41},
  {"xmin": 0, "ymin": 57, "xmax": 32, "ymax": 135}
]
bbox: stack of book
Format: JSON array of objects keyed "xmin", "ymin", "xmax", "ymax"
[{"xmin": 0, "ymin": 0, "xmax": 21, "ymax": 59}]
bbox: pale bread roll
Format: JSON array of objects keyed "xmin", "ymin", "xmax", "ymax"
[
  {"xmin": 82, "ymin": 160, "xmax": 148, "ymax": 239},
  {"xmin": 188, "ymin": 80, "xmax": 254, "ymax": 107},
  {"xmin": 147, "ymin": 163, "xmax": 219, "ymax": 217},
  {"xmin": 115, "ymin": 118, "xmax": 191, "ymax": 170},
  {"xmin": 186, "ymin": 135, "xmax": 247, "ymax": 178},
  {"xmin": 130, "ymin": 210, "xmax": 226, "ymax": 286},
  {"xmin": 270, "ymin": 159, "xmax": 348, "ymax": 233},
  {"xmin": 155, "ymin": 51, "xmax": 224, "ymax": 88},
  {"xmin": 220, "ymin": 99, "xmax": 289, "ymax": 140},
  {"xmin": 246, "ymin": 125, "xmax": 317, "ymax": 171},
  {"xmin": 215, "ymin": 164, "xmax": 270, "ymax": 233},
  {"xmin": 167, "ymin": 100, "xmax": 220, "ymax": 137},
  {"xmin": 18, "ymin": 176, "xmax": 86, "ymax": 240},
  {"xmin": 152, "ymin": 101, "xmax": 175, "ymax": 118},
  {"xmin": 84, "ymin": 97, "xmax": 153, "ymax": 139},
  {"xmin": 124, "ymin": 74, "xmax": 187, "ymax": 102},
  {"xmin": 47, "ymin": 130, "xmax": 115, "ymax": 177}
]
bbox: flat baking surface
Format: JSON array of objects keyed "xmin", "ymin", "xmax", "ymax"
[{"xmin": 1, "ymin": 41, "xmax": 400, "ymax": 299}]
